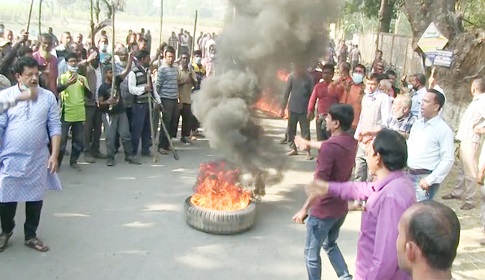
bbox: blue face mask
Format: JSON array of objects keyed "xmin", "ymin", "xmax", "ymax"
[{"xmin": 352, "ymin": 73, "xmax": 364, "ymax": 84}]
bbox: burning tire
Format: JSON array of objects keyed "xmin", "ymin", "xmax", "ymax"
[{"xmin": 184, "ymin": 196, "xmax": 257, "ymax": 235}]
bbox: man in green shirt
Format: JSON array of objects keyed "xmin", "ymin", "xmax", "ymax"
[{"xmin": 58, "ymin": 52, "xmax": 92, "ymax": 170}]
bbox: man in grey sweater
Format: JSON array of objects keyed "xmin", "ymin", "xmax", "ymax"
[
  {"xmin": 156, "ymin": 46, "xmax": 179, "ymax": 155},
  {"xmin": 281, "ymin": 64, "xmax": 314, "ymax": 159}
]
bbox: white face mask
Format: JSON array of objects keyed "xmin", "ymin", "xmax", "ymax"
[
  {"xmin": 20, "ymin": 83, "xmax": 28, "ymax": 91},
  {"xmin": 352, "ymin": 73, "xmax": 364, "ymax": 84},
  {"xmin": 100, "ymin": 43, "xmax": 107, "ymax": 52},
  {"xmin": 68, "ymin": 65, "xmax": 79, "ymax": 72},
  {"xmin": 195, "ymin": 57, "xmax": 202, "ymax": 64}
]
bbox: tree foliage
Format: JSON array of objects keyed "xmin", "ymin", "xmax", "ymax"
[{"xmin": 457, "ymin": 0, "xmax": 485, "ymax": 28}]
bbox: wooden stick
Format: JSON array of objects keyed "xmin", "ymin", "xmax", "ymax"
[
  {"xmin": 110, "ymin": 3, "xmax": 116, "ymax": 102},
  {"xmin": 38, "ymin": 0, "xmax": 43, "ymax": 35},
  {"xmin": 159, "ymin": 0, "xmax": 164, "ymax": 48},
  {"xmin": 26, "ymin": 0, "xmax": 35, "ymax": 32},
  {"xmin": 191, "ymin": 10, "xmax": 198, "ymax": 59},
  {"xmin": 90, "ymin": 0, "xmax": 95, "ymax": 46}
]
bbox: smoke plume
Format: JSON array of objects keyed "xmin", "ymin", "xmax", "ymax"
[{"xmin": 192, "ymin": 0, "xmax": 340, "ymax": 189}]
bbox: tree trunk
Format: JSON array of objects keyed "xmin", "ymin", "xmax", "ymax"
[
  {"xmin": 379, "ymin": 0, "xmax": 394, "ymax": 33},
  {"xmin": 402, "ymin": 0, "xmax": 484, "ymax": 129},
  {"xmin": 95, "ymin": 0, "xmax": 100, "ymax": 23}
]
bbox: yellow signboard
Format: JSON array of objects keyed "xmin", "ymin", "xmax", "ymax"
[{"xmin": 417, "ymin": 22, "xmax": 449, "ymax": 53}]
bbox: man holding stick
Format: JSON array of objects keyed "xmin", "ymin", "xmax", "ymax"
[{"xmin": 156, "ymin": 46, "xmax": 179, "ymax": 155}]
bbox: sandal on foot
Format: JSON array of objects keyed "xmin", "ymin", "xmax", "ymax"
[
  {"xmin": 25, "ymin": 237, "xmax": 49, "ymax": 252},
  {"xmin": 158, "ymin": 148, "xmax": 169, "ymax": 155},
  {"xmin": 0, "ymin": 232, "xmax": 13, "ymax": 252}
]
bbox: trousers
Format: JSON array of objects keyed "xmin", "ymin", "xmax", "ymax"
[{"xmin": 0, "ymin": 201, "xmax": 43, "ymax": 240}]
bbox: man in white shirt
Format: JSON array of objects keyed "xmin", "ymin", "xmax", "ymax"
[
  {"xmin": 442, "ymin": 78, "xmax": 485, "ymax": 210},
  {"xmin": 128, "ymin": 50, "xmax": 161, "ymax": 157},
  {"xmin": 407, "ymin": 89, "xmax": 455, "ymax": 202},
  {"xmin": 354, "ymin": 73, "xmax": 392, "ymax": 182}
]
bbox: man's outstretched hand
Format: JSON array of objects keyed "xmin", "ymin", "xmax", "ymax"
[{"xmin": 305, "ymin": 180, "xmax": 329, "ymax": 199}]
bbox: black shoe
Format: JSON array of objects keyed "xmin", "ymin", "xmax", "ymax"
[
  {"xmin": 181, "ymin": 137, "xmax": 192, "ymax": 145},
  {"xmin": 0, "ymin": 232, "xmax": 13, "ymax": 252},
  {"xmin": 279, "ymin": 138, "xmax": 288, "ymax": 145},
  {"xmin": 106, "ymin": 158, "xmax": 115, "ymax": 166},
  {"xmin": 141, "ymin": 152, "xmax": 153, "ymax": 157},
  {"xmin": 92, "ymin": 152, "xmax": 107, "ymax": 159},
  {"xmin": 70, "ymin": 162, "xmax": 82, "ymax": 171},
  {"xmin": 125, "ymin": 156, "xmax": 141, "ymax": 165}
]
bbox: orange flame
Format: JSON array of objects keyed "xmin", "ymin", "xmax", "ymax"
[
  {"xmin": 191, "ymin": 161, "xmax": 251, "ymax": 211},
  {"xmin": 252, "ymin": 70, "xmax": 291, "ymax": 119}
]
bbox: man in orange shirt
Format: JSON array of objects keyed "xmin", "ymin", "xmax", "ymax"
[
  {"xmin": 340, "ymin": 64, "xmax": 366, "ymax": 133},
  {"xmin": 337, "ymin": 62, "xmax": 352, "ymax": 95}
]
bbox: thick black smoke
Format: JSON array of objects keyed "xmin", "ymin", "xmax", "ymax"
[{"xmin": 193, "ymin": 0, "xmax": 340, "ymax": 191}]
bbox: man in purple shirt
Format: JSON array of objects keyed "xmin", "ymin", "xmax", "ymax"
[
  {"xmin": 293, "ymin": 104, "xmax": 357, "ymax": 280},
  {"xmin": 397, "ymin": 201, "xmax": 459, "ymax": 280},
  {"xmin": 305, "ymin": 129, "xmax": 416, "ymax": 280}
]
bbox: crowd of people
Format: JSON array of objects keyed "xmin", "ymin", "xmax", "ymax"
[
  {"xmin": 0, "ymin": 23, "xmax": 481, "ymax": 280},
  {"xmin": 283, "ymin": 50, "xmax": 484, "ymax": 279},
  {"xmin": 0, "ymin": 25, "xmax": 219, "ymax": 252}
]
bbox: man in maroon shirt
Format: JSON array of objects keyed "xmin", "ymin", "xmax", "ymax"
[
  {"xmin": 308, "ymin": 64, "xmax": 345, "ymax": 141},
  {"xmin": 293, "ymin": 104, "xmax": 357, "ymax": 280}
]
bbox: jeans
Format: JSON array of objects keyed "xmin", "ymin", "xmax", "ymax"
[
  {"xmin": 354, "ymin": 142, "xmax": 368, "ymax": 182},
  {"xmin": 409, "ymin": 173, "xmax": 440, "ymax": 202},
  {"xmin": 305, "ymin": 215, "xmax": 353, "ymax": 280},
  {"xmin": 59, "ymin": 119, "xmax": 84, "ymax": 166},
  {"xmin": 288, "ymin": 111, "xmax": 310, "ymax": 150},
  {"xmin": 177, "ymin": 103, "xmax": 192, "ymax": 138},
  {"xmin": 83, "ymin": 106, "xmax": 103, "ymax": 155},
  {"xmin": 159, "ymin": 98, "xmax": 179, "ymax": 150},
  {"xmin": 0, "ymin": 201, "xmax": 43, "ymax": 240},
  {"xmin": 131, "ymin": 103, "xmax": 152, "ymax": 156},
  {"xmin": 316, "ymin": 117, "xmax": 330, "ymax": 141},
  {"xmin": 106, "ymin": 113, "xmax": 134, "ymax": 160}
]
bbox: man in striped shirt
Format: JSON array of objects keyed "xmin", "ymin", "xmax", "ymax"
[{"xmin": 156, "ymin": 46, "xmax": 179, "ymax": 155}]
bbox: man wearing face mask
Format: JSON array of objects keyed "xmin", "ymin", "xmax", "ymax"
[
  {"xmin": 0, "ymin": 57, "xmax": 62, "ymax": 253},
  {"xmin": 57, "ymin": 42, "xmax": 97, "ymax": 80},
  {"xmin": 58, "ymin": 52, "xmax": 93, "ymax": 171},
  {"xmin": 83, "ymin": 47, "xmax": 107, "ymax": 163},
  {"xmin": 98, "ymin": 37, "xmax": 110, "ymax": 63},
  {"xmin": 203, "ymin": 43, "xmax": 216, "ymax": 77},
  {"xmin": 340, "ymin": 64, "xmax": 366, "ymax": 133}
]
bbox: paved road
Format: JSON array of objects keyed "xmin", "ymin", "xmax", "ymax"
[
  {"xmin": 0, "ymin": 118, "xmax": 360, "ymax": 280},
  {"xmin": 2, "ymin": 117, "xmax": 483, "ymax": 279}
]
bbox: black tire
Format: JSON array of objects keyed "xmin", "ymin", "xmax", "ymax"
[{"xmin": 184, "ymin": 196, "xmax": 256, "ymax": 235}]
